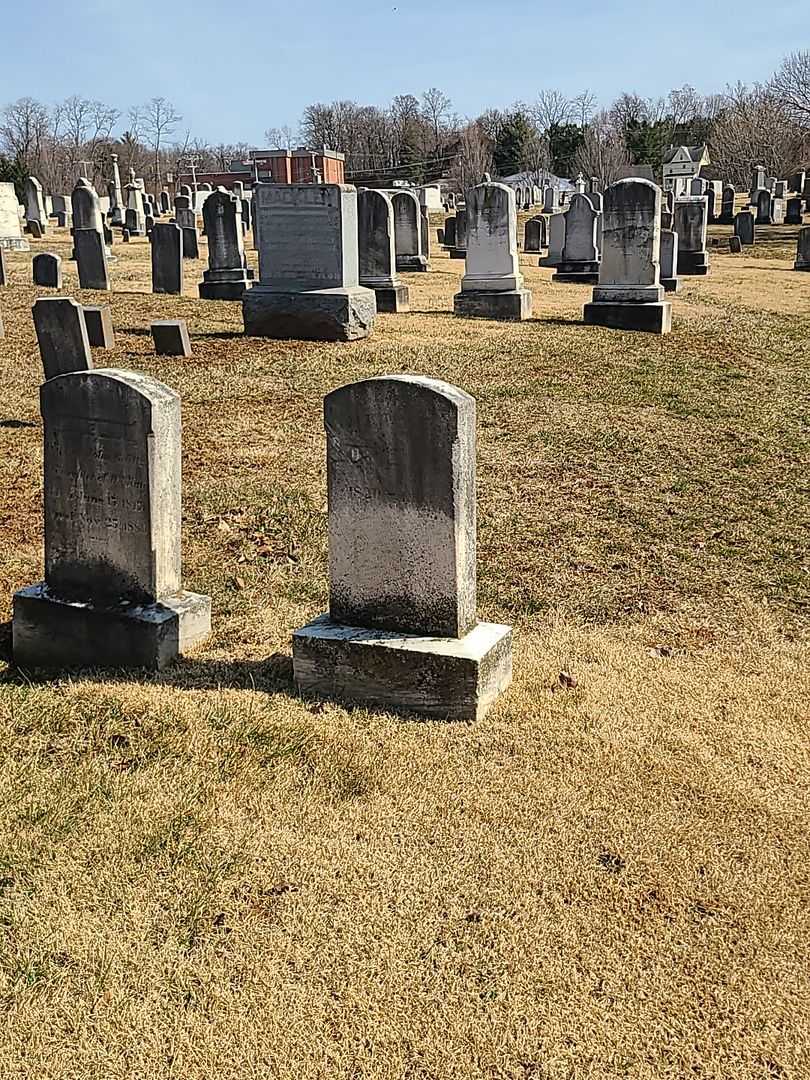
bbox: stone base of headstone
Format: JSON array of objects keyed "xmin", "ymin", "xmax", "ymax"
[
  {"xmin": 552, "ymin": 261, "xmax": 600, "ymax": 284},
  {"xmin": 583, "ymin": 300, "xmax": 672, "ymax": 335},
  {"xmin": 198, "ymin": 268, "xmax": 251, "ymax": 300},
  {"xmin": 661, "ymin": 277, "xmax": 681, "ymax": 293},
  {"xmin": 292, "ymin": 614, "xmax": 513, "ymax": 722},
  {"xmin": 453, "ymin": 288, "xmax": 533, "ymax": 321},
  {"xmin": 243, "ymin": 286, "xmax": 377, "ymax": 342},
  {"xmin": 12, "ymin": 584, "xmax": 211, "ymax": 671},
  {"xmin": 367, "ymin": 283, "xmax": 410, "ymax": 313},
  {"xmin": 1, "ymin": 237, "xmax": 30, "ymax": 252},
  {"xmin": 794, "ymin": 258, "xmax": 810, "ymax": 271},
  {"xmin": 677, "ymin": 251, "xmax": 709, "ymax": 275},
  {"xmin": 448, "ymin": 248, "xmax": 466, "ymax": 260},
  {"xmin": 395, "ymin": 255, "xmax": 428, "ymax": 272}
]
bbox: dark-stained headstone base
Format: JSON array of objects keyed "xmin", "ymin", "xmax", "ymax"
[
  {"xmin": 661, "ymin": 277, "xmax": 681, "ymax": 293},
  {"xmin": 453, "ymin": 288, "xmax": 533, "ymax": 321},
  {"xmin": 370, "ymin": 284, "xmax": 410, "ymax": 313},
  {"xmin": 292, "ymin": 614, "xmax": 513, "ymax": 722},
  {"xmin": 677, "ymin": 251, "xmax": 710, "ymax": 275},
  {"xmin": 395, "ymin": 255, "xmax": 429, "ymax": 272},
  {"xmin": 583, "ymin": 300, "xmax": 672, "ymax": 334},
  {"xmin": 243, "ymin": 286, "xmax": 377, "ymax": 341},
  {"xmin": 448, "ymin": 248, "xmax": 466, "ymax": 260},
  {"xmin": 552, "ymin": 261, "xmax": 600, "ymax": 284},
  {"xmin": 12, "ymin": 584, "xmax": 211, "ymax": 671},
  {"xmin": 199, "ymin": 269, "xmax": 251, "ymax": 300}
]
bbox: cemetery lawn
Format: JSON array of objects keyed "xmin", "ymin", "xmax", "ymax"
[{"xmin": 0, "ymin": 222, "xmax": 808, "ymax": 1079}]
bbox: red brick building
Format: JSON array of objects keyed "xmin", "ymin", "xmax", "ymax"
[{"xmin": 176, "ymin": 147, "xmax": 345, "ymax": 192}]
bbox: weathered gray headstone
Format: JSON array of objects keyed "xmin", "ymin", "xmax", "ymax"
[
  {"xmin": 718, "ymin": 184, "xmax": 735, "ymax": 224},
  {"xmin": 391, "ymin": 190, "xmax": 428, "ymax": 272},
  {"xmin": 82, "ymin": 304, "xmax": 115, "ymax": 347},
  {"xmin": 151, "ymin": 319, "xmax": 192, "ymax": 356},
  {"xmin": 75, "ymin": 230, "xmax": 110, "ymax": 290},
  {"xmin": 292, "ymin": 375, "xmax": 512, "ymax": 720},
  {"xmin": 124, "ymin": 183, "xmax": 145, "ymax": 235},
  {"xmin": 794, "ymin": 227, "xmax": 810, "ymax": 271},
  {"xmin": 541, "ymin": 212, "xmax": 566, "ymax": 267},
  {"xmin": 734, "ymin": 210, "xmax": 755, "ymax": 246},
  {"xmin": 32, "ymin": 297, "xmax": 92, "ymax": 379},
  {"xmin": 553, "ymin": 194, "xmax": 600, "ymax": 283},
  {"xmin": 755, "ymin": 189, "xmax": 774, "ymax": 225},
  {"xmin": 24, "ymin": 177, "xmax": 47, "ymax": 235},
  {"xmin": 151, "ymin": 223, "xmax": 184, "ymax": 295},
  {"xmin": 198, "ymin": 190, "xmax": 251, "ymax": 299},
  {"xmin": 12, "ymin": 369, "xmax": 211, "ymax": 670},
  {"xmin": 108, "ymin": 154, "xmax": 124, "ymax": 226},
  {"xmin": 584, "ymin": 179, "xmax": 671, "ymax": 334},
  {"xmin": 33, "ymin": 252, "xmax": 62, "ymax": 287},
  {"xmin": 786, "ymin": 197, "xmax": 804, "ymax": 225},
  {"xmin": 660, "ymin": 229, "xmax": 679, "ymax": 292},
  {"xmin": 523, "ymin": 215, "xmax": 547, "ymax": 253},
  {"xmin": 443, "ymin": 215, "xmax": 457, "ymax": 249},
  {"xmin": 0, "ymin": 182, "xmax": 30, "ymax": 251},
  {"xmin": 729, "ymin": 236, "xmax": 742, "ymax": 254},
  {"xmin": 449, "ymin": 208, "xmax": 467, "ymax": 259},
  {"xmin": 159, "ymin": 190, "xmax": 171, "ymax": 214},
  {"xmin": 243, "ymin": 183, "xmax": 376, "ymax": 341},
  {"xmin": 71, "ymin": 180, "xmax": 104, "ymax": 233},
  {"xmin": 454, "ymin": 181, "xmax": 532, "ymax": 321},
  {"xmin": 674, "ymin": 197, "xmax": 709, "ymax": 275},
  {"xmin": 357, "ymin": 188, "xmax": 409, "ymax": 313}
]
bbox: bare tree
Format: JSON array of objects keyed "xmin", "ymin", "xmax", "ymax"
[
  {"xmin": 571, "ymin": 90, "xmax": 597, "ymax": 128},
  {"xmin": 0, "ymin": 97, "xmax": 50, "ymax": 171},
  {"xmin": 139, "ymin": 97, "xmax": 181, "ymax": 193},
  {"xmin": 264, "ymin": 125, "xmax": 296, "ymax": 149},
  {"xmin": 709, "ymin": 82, "xmax": 804, "ymax": 186},
  {"xmin": 450, "ymin": 120, "xmax": 493, "ymax": 192},
  {"xmin": 770, "ymin": 50, "xmax": 810, "ymax": 127},
  {"xmin": 421, "ymin": 87, "xmax": 453, "ymax": 157},
  {"xmin": 574, "ymin": 111, "xmax": 631, "ymax": 185},
  {"xmin": 530, "ymin": 90, "xmax": 573, "ymax": 132}
]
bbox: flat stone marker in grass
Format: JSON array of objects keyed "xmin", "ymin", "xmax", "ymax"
[
  {"xmin": 391, "ymin": 190, "xmax": 428, "ymax": 272},
  {"xmin": 674, "ymin": 196, "xmax": 710, "ymax": 275},
  {"xmin": 358, "ymin": 188, "xmax": 409, "ymax": 313},
  {"xmin": 243, "ymin": 182, "xmax": 376, "ymax": 341},
  {"xmin": 151, "ymin": 223, "xmax": 183, "ymax": 295},
  {"xmin": 292, "ymin": 375, "xmax": 513, "ymax": 721},
  {"xmin": 198, "ymin": 189, "xmax": 251, "ymax": 300},
  {"xmin": 33, "ymin": 297, "xmax": 92, "ymax": 379},
  {"xmin": 33, "ymin": 252, "xmax": 62, "ymax": 287},
  {"xmin": 12, "ymin": 368, "xmax": 211, "ymax": 670},
  {"xmin": 583, "ymin": 178, "xmax": 672, "ymax": 335},
  {"xmin": 82, "ymin": 304, "xmax": 115, "ymax": 348},
  {"xmin": 454, "ymin": 180, "xmax": 532, "ymax": 321},
  {"xmin": 151, "ymin": 319, "xmax": 192, "ymax": 356},
  {"xmin": 794, "ymin": 227, "xmax": 810, "ymax": 271}
]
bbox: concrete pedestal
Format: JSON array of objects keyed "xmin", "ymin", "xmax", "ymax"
[
  {"xmin": 366, "ymin": 283, "xmax": 410, "ymax": 313},
  {"xmin": 199, "ymin": 267, "xmax": 251, "ymax": 300},
  {"xmin": 292, "ymin": 614, "xmax": 513, "ymax": 722},
  {"xmin": 12, "ymin": 584, "xmax": 211, "ymax": 671},
  {"xmin": 243, "ymin": 285, "xmax": 377, "ymax": 341},
  {"xmin": 553, "ymin": 260, "xmax": 600, "ymax": 284},
  {"xmin": 677, "ymin": 250, "xmax": 709, "ymax": 275},
  {"xmin": 453, "ymin": 288, "xmax": 532, "ymax": 321},
  {"xmin": 583, "ymin": 300, "xmax": 672, "ymax": 334}
]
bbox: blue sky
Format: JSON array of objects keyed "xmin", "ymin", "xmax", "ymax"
[{"xmin": 1, "ymin": 0, "xmax": 805, "ymax": 144}]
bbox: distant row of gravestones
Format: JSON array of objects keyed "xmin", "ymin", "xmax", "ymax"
[{"xmin": 9, "ymin": 365, "xmax": 512, "ymax": 723}]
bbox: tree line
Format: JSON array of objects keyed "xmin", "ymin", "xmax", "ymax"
[{"xmin": 2, "ymin": 51, "xmax": 809, "ymax": 198}]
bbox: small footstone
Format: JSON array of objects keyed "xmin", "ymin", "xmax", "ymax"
[
  {"xmin": 33, "ymin": 252, "xmax": 62, "ymax": 288},
  {"xmin": 122, "ymin": 228, "xmax": 130, "ymax": 242},
  {"xmin": 729, "ymin": 236, "xmax": 743, "ymax": 254},
  {"xmin": 83, "ymin": 304, "xmax": 115, "ymax": 347},
  {"xmin": 151, "ymin": 319, "xmax": 192, "ymax": 356}
]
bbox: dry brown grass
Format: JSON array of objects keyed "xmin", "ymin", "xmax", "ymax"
[{"xmin": 0, "ymin": 217, "xmax": 808, "ymax": 1079}]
